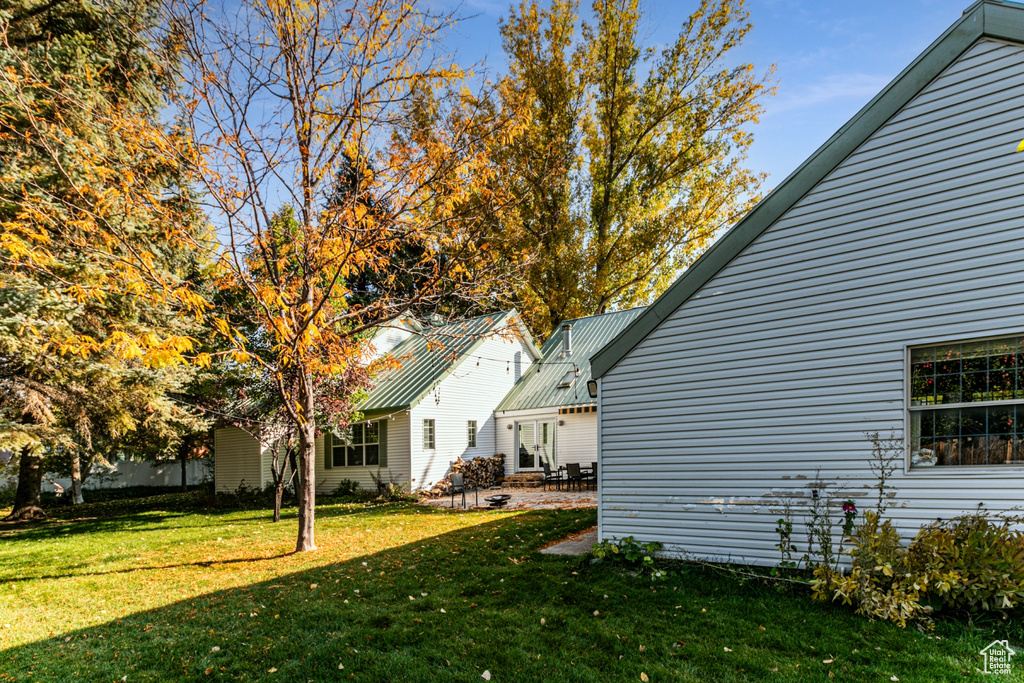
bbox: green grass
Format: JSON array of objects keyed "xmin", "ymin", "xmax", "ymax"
[{"xmin": 0, "ymin": 494, "xmax": 1021, "ymax": 682}]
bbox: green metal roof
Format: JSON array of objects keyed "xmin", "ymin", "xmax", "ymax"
[
  {"xmin": 496, "ymin": 308, "xmax": 646, "ymax": 412},
  {"xmin": 359, "ymin": 310, "xmax": 538, "ymax": 416},
  {"xmin": 591, "ymin": 0, "xmax": 1023, "ymax": 379}
]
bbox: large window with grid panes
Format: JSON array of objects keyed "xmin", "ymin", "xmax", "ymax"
[
  {"xmin": 332, "ymin": 421, "xmax": 380, "ymax": 467},
  {"xmin": 910, "ymin": 335, "xmax": 1024, "ymax": 468}
]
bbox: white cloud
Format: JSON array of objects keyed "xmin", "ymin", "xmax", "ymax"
[{"xmin": 767, "ymin": 72, "xmax": 893, "ymax": 115}]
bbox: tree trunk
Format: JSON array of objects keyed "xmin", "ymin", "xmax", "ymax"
[
  {"xmin": 270, "ymin": 443, "xmax": 284, "ymax": 523},
  {"xmin": 69, "ymin": 450, "xmax": 84, "ymax": 505},
  {"xmin": 294, "ymin": 374, "xmax": 317, "ymax": 552},
  {"xmin": 273, "ymin": 481, "xmax": 283, "ymax": 523},
  {"xmin": 4, "ymin": 445, "xmax": 46, "ymax": 521},
  {"xmin": 178, "ymin": 434, "xmax": 194, "ymax": 493}
]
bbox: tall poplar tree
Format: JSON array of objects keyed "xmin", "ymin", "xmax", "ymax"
[{"xmin": 496, "ymin": 0, "xmax": 773, "ymax": 336}]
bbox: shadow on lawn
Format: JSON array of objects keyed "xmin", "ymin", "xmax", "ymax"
[
  {"xmin": 1, "ymin": 504, "xmax": 1015, "ymax": 683},
  {"xmin": 1, "ymin": 507, "xmax": 597, "ymax": 682}
]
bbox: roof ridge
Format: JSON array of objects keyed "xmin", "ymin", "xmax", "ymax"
[{"xmin": 591, "ymin": 0, "xmax": 1019, "ymax": 379}]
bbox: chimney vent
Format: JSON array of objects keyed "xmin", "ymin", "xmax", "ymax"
[{"xmin": 561, "ymin": 323, "xmax": 572, "ymax": 358}]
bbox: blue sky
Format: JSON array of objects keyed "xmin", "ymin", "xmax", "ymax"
[{"xmin": 446, "ymin": 0, "xmax": 973, "ymax": 189}]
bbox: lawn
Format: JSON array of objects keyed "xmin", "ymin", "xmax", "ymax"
[{"xmin": 0, "ymin": 494, "xmax": 1020, "ymax": 682}]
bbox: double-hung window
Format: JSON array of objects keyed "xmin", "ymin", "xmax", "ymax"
[
  {"xmin": 910, "ymin": 335, "xmax": 1024, "ymax": 467},
  {"xmin": 423, "ymin": 419, "xmax": 435, "ymax": 450},
  {"xmin": 332, "ymin": 421, "xmax": 380, "ymax": 467},
  {"xmin": 467, "ymin": 420, "xmax": 477, "ymax": 448}
]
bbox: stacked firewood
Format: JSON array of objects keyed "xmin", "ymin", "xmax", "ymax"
[{"xmin": 422, "ymin": 453, "xmax": 505, "ymax": 497}]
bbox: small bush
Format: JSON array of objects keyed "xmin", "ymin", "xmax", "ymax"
[
  {"xmin": 813, "ymin": 507, "xmax": 1024, "ymax": 626},
  {"xmin": 911, "ymin": 511, "xmax": 1024, "ymax": 611},
  {"xmin": 331, "ymin": 479, "xmax": 361, "ymax": 497},
  {"xmin": 592, "ymin": 536, "xmax": 666, "ymax": 579},
  {"xmin": 368, "ymin": 469, "xmax": 414, "ymax": 502}
]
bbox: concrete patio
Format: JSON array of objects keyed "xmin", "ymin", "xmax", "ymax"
[{"xmin": 417, "ymin": 486, "xmax": 596, "ymax": 511}]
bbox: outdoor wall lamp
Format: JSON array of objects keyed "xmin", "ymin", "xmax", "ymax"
[{"xmin": 586, "ymin": 379, "xmax": 598, "ymax": 399}]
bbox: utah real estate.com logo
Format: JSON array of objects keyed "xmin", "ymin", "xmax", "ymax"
[{"xmin": 980, "ymin": 640, "xmax": 1016, "ymax": 675}]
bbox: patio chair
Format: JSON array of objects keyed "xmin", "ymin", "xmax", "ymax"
[
  {"xmin": 582, "ymin": 461, "xmax": 598, "ymax": 490},
  {"xmin": 542, "ymin": 463, "xmax": 563, "ymax": 491},
  {"xmin": 449, "ymin": 472, "xmax": 478, "ymax": 509},
  {"xmin": 565, "ymin": 463, "xmax": 583, "ymax": 492}
]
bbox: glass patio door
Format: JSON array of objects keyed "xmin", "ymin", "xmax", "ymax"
[
  {"xmin": 517, "ymin": 421, "xmax": 556, "ymax": 471},
  {"xmin": 517, "ymin": 422, "xmax": 536, "ymax": 470}
]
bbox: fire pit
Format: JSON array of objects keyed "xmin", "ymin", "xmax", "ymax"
[{"xmin": 484, "ymin": 494, "xmax": 512, "ymax": 509}]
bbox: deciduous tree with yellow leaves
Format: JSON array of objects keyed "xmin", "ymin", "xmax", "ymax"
[
  {"xmin": 494, "ymin": 0, "xmax": 774, "ymax": 336},
  {"xmin": 169, "ymin": 0, "xmax": 517, "ymax": 551}
]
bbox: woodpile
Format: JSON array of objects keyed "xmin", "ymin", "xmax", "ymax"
[{"xmin": 422, "ymin": 453, "xmax": 505, "ymax": 497}]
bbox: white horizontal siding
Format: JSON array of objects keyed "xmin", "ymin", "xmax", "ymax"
[
  {"xmin": 410, "ymin": 335, "xmax": 535, "ymax": 488},
  {"xmin": 600, "ymin": 38, "xmax": 1024, "ymax": 567},
  {"xmin": 214, "ymin": 427, "xmax": 262, "ymax": 493},
  {"xmin": 556, "ymin": 413, "xmax": 598, "ymax": 469}
]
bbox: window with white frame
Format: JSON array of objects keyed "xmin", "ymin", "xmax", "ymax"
[
  {"xmin": 423, "ymin": 419, "xmax": 435, "ymax": 450},
  {"xmin": 467, "ymin": 420, "xmax": 477, "ymax": 448},
  {"xmin": 910, "ymin": 335, "xmax": 1024, "ymax": 467},
  {"xmin": 333, "ymin": 421, "xmax": 380, "ymax": 467}
]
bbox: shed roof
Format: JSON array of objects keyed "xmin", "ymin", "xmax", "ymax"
[
  {"xmin": 496, "ymin": 307, "xmax": 646, "ymax": 413},
  {"xmin": 359, "ymin": 310, "xmax": 538, "ymax": 416},
  {"xmin": 590, "ymin": 0, "xmax": 1023, "ymax": 379}
]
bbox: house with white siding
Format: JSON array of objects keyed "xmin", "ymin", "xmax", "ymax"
[
  {"xmin": 214, "ymin": 310, "xmax": 539, "ymax": 493},
  {"xmin": 495, "ymin": 308, "xmax": 644, "ymax": 476},
  {"xmin": 588, "ymin": 0, "xmax": 1024, "ymax": 567}
]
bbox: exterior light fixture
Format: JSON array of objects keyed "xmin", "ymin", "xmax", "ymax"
[{"xmin": 586, "ymin": 379, "xmax": 598, "ymax": 399}]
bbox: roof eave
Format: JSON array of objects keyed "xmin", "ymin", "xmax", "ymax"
[{"xmin": 590, "ymin": 0, "xmax": 1004, "ymax": 379}]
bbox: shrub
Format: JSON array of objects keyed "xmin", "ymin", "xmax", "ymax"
[
  {"xmin": 813, "ymin": 507, "xmax": 1024, "ymax": 626},
  {"xmin": 911, "ymin": 510, "xmax": 1024, "ymax": 611},
  {"xmin": 331, "ymin": 479, "xmax": 361, "ymax": 497},
  {"xmin": 591, "ymin": 536, "xmax": 666, "ymax": 579},
  {"xmin": 368, "ymin": 469, "xmax": 414, "ymax": 502}
]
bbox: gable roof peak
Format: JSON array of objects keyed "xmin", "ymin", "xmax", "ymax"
[{"xmin": 590, "ymin": 0, "xmax": 1024, "ymax": 379}]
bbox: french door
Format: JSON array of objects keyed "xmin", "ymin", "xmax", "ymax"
[{"xmin": 517, "ymin": 420, "xmax": 556, "ymax": 471}]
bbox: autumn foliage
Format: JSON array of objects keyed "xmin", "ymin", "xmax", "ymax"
[{"xmin": 169, "ymin": 0, "xmax": 518, "ymax": 550}]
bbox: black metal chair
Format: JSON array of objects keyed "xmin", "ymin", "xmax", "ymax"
[
  {"xmin": 589, "ymin": 461, "xmax": 598, "ymax": 490},
  {"xmin": 542, "ymin": 463, "xmax": 563, "ymax": 491},
  {"xmin": 449, "ymin": 472, "xmax": 478, "ymax": 508},
  {"xmin": 565, "ymin": 463, "xmax": 583, "ymax": 492}
]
